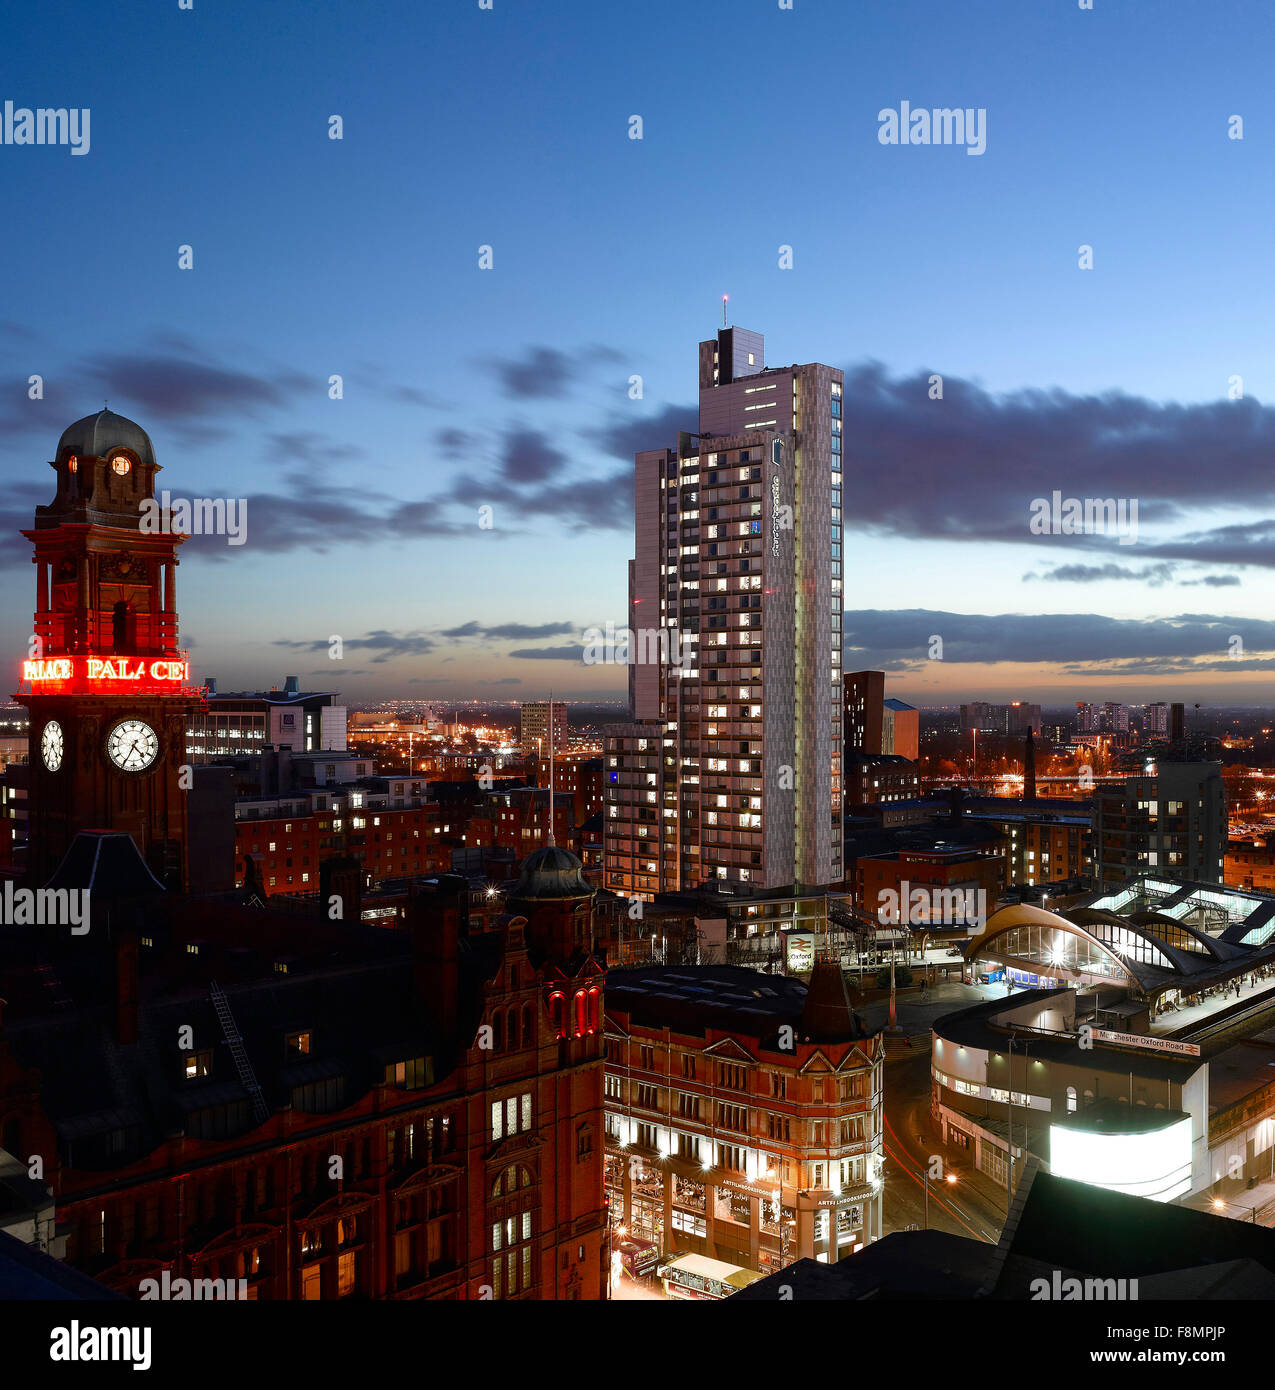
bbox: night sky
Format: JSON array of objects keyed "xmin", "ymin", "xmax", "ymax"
[{"xmin": 3, "ymin": 0, "xmax": 1274, "ymax": 704}]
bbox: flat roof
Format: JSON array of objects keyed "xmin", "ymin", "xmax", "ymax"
[
  {"xmin": 933, "ymin": 989, "xmax": 1202, "ymax": 1083},
  {"xmin": 660, "ymin": 1252, "xmax": 760, "ymax": 1280},
  {"xmin": 1051, "ymin": 1098, "xmax": 1189, "ymax": 1136},
  {"xmin": 1205, "ymin": 1038, "xmax": 1275, "ymax": 1114},
  {"xmin": 207, "ymin": 691, "xmax": 339, "ymax": 705}
]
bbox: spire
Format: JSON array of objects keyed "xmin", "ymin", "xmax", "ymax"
[{"xmin": 800, "ymin": 953, "xmax": 865, "ymax": 1042}]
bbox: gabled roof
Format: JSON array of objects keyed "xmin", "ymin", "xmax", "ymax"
[{"xmin": 43, "ymin": 831, "xmax": 165, "ymax": 896}]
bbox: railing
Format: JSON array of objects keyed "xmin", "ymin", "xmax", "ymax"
[{"xmin": 33, "ymin": 609, "xmax": 180, "ymax": 655}]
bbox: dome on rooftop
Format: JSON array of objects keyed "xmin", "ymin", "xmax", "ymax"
[
  {"xmin": 510, "ymin": 844, "xmax": 592, "ymax": 901},
  {"xmin": 57, "ymin": 409, "xmax": 155, "ymax": 469}
]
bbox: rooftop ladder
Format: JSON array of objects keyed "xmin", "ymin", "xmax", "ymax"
[{"xmin": 209, "ymin": 979, "xmax": 270, "ymax": 1125}]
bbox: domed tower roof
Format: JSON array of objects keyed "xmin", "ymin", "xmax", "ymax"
[
  {"xmin": 509, "ymin": 845, "xmax": 592, "ymax": 902},
  {"xmin": 57, "ymin": 409, "xmax": 156, "ymax": 469}
]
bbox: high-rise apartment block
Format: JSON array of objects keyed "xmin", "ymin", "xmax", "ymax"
[
  {"xmin": 605, "ymin": 327, "xmax": 843, "ymax": 898},
  {"xmin": 960, "ymin": 702, "xmax": 1042, "ymax": 737},
  {"xmin": 843, "ymin": 671, "xmax": 885, "ymax": 755},
  {"xmin": 520, "ymin": 700, "xmax": 567, "ymax": 758},
  {"xmin": 1076, "ymin": 701, "xmax": 1131, "ymax": 735},
  {"xmin": 1093, "ymin": 761, "xmax": 1226, "ymax": 888}
]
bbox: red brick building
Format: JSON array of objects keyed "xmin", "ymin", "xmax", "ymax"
[
  {"xmin": 0, "ymin": 834, "xmax": 606, "ymax": 1300},
  {"xmin": 604, "ymin": 960, "xmax": 884, "ymax": 1275},
  {"xmin": 234, "ymin": 798, "xmax": 451, "ymax": 895}
]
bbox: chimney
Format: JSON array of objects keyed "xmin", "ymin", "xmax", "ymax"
[
  {"xmin": 115, "ymin": 930, "xmax": 139, "ymax": 1046},
  {"xmin": 205, "ymin": 676, "xmax": 217, "ymax": 695},
  {"xmin": 1024, "ymin": 728, "xmax": 1037, "ymax": 802},
  {"xmin": 284, "ymin": 675, "xmax": 300, "ymax": 696},
  {"xmin": 320, "ymin": 856, "xmax": 362, "ymax": 922},
  {"xmin": 409, "ymin": 879, "xmax": 465, "ymax": 1038}
]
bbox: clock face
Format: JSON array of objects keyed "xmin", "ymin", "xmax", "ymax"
[
  {"xmin": 106, "ymin": 719, "xmax": 159, "ymax": 773},
  {"xmin": 41, "ymin": 720, "xmax": 63, "ymax": 772},
  {"xmin": 111, "ymin": 454, "xmax": 131, "ymax": 476}
]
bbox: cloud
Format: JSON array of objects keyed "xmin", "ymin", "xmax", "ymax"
[
  {"xmin": 438, "ymin": 621, "xmax": 576, "ymax": 640},
  {"xmin": 508, "ymin": 645, "xmax": 586, "ymax": 661},
  {"xmin": 275, "ymin": 630, "xmax": 438, "ymax": 664},
  {"xmin": 437, "ymin": 427, "xmax": 479, "ymax": 458},
  {"xmin": 843, "ymin": 608, "xmax": 1275, "ymax": 672},
  {"xmin": 834, "ymin": 363, "xmax": 1275, "ymax": 561},
  {"xmin": 499, "ymin": 428, "xmax": 567, "ymax": 484},
  {"xmin": 86, "ymin": 352, "xmax": 310, "ymax": 425},
  {"xmin": 487, "ymin": 346, "xmax": 576, "ymax": 399},
  {"xmin": 1024, "ymin": 563, "xmax": 1177, "ymax": 586},
  {"xmin": 485, "ymin": 343, "xmax": 624, "ymax": 400},
  {"xmin": 585, "ymin": 403, "xmax": 697, "ymax": 462},
  {"xmin": 1025, "ymin": 563, "xmax": 1241, "ymax": 588}
]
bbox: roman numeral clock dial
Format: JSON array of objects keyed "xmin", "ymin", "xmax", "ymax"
[
  {"xmin": 40, "ymin": 719, "xmax": 63, "ymax": 771},
  {"xmin": 106, "ymin": 719, "xmax": 160, "ymax": 773}
]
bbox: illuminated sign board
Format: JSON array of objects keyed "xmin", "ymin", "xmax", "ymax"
[
  {"xmin": 784, "ymin": 932, "xmax": 815, "ymax": 973},
  {"xmin": 1091, "ymin": 1028, "xmax": 1200, "ymax": 1058},
  {"xmin": 21, "ymin": 655, "xmax": 192, "ymax": 693},
  {"xmin": 1049, "ymin": 1115, "xmax": 1192, "ymax": 1203},
  {"xmin": 771, "ymin": 475, "xmax": 782, "ymax": 556}
]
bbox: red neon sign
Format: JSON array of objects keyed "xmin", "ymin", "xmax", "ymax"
[{"xmin": 20, "ymin": 654, "xmax": 193, "ymax": 694}]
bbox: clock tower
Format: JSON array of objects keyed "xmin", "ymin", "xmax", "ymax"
[{"xmin": 16, "ymin": 410, "xmax": 203, "ymax": 889}]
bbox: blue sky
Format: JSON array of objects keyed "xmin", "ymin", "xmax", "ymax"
[{"xmin": 3, "ymin": 0, "xmax": 1275, "ymax": 704}]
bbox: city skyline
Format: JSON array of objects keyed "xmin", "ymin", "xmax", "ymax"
[{"xmin": 3, "ymin": 1, "xmax": 1275, "ymax": 703}]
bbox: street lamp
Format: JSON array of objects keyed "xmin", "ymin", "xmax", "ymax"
[{"xmin": 1212, "ymin": 1197, "xmax": 1258, "ymax": 1224}]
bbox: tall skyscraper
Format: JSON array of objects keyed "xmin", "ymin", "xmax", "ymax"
[{"xmin": 605, "ymin": 326, "xmax": 843, "ymax": 898}]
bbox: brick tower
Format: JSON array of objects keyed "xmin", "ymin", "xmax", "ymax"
[{"xmin": 16, "ymin": 410, "xmax": 202, "ymax": 888}]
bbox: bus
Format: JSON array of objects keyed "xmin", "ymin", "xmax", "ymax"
[{"xmin": 657, "ymin": 1253, "xmax": 765, "ymax": 1301}]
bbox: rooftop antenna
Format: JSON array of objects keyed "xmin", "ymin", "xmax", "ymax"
[
  {"xmin": 547, "ymin": 692, "xmax": 556, "ymax": 847},
  {"xmin": 722, "ymin": 294, "xmax": 729, "ymax": 328}
]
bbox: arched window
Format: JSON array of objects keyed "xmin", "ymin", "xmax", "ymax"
[
  {"xmin": 573, "ymin": 991, "xmax": 587, "ymax": 1038},
  {"xmin": 587, "ymin": 987, "xmax": 601, "ymax": 1035},
  {"xmin": 522, "ymin": 1004, "xmax": 533, "ymax": 1045},
  {"xmin": 548, "ymin": 992, "xmax": 566, "ymax": 1039},
  {"xmin": 493, "ymin": 1165, "xmax": 531, "ymax": 1198},
  {"xmin": 508, "ymin": 1009, "xmax": 519, "ymax": 1050},
  {"xmin": 492, "ymin": 1013, "xmax": 502, "ymax": 1051},
  {"xmin": 1066, "ymin": 1086, "xmax": 1077, "ymax": 1114}
]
